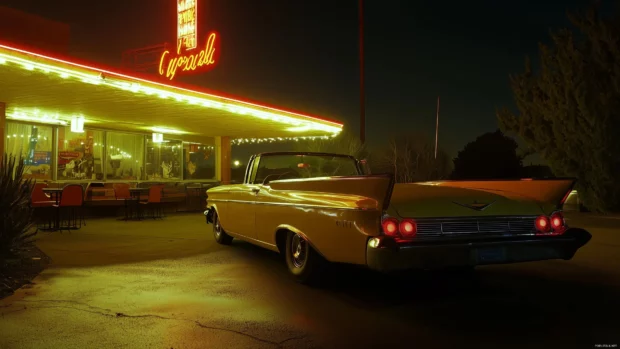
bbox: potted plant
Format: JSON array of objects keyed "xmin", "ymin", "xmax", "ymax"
[{"xmin": 0, "ymin": 154, "xmax": 37, "ymax": 263}]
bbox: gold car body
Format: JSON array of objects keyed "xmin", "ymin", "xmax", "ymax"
[{"xmin": 206, "ymin": 152, "xmax": 585, "ymax": 268}]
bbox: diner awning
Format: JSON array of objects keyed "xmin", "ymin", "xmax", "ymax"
[{"xmin": 0, "ymin": 42, "xmax": 343, "ymax": 141}]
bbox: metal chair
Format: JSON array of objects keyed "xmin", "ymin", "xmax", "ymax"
[
  {"xmin": 113, "ymin": 183, "xmax": 137, "ymax": 220},
  {"xmin": 53, "ymin": 184, "xmax": 85, "ymax": 231},
  {"xmin": 140, "ymin": 185, "xmax": 165, "ymax": 219}
]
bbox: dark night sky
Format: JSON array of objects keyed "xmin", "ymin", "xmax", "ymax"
[{"xmin": 0, "ymin": 0, "xmax": 596, "ymax": 161}]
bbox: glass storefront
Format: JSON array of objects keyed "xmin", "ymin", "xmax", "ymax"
[
  {"xmin": 145, "ymin": 138, "xmax": 183, "ymax": 180},
  {"xmin": 183, "ymin": 143, "xmax": 216, "ymax": 180},
  {"xmin": 57, "ymin": 126, "xmax": 104, "ymax": 180},
  {"xmin": 5, "ymin": 122, "xmax": 53, "ymax": 179},
  {"xmin": 106, "ymin": 132, "xmax": 145, "ymax": 180},
  {"xmin": 4, "ymin": 121, "xmax": 218, "ymax": 182}
]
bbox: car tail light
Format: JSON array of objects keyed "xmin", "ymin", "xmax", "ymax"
[
  {"xmin": 550, "ymin": 212, "xmax": 564, "ymax": 229},
  {"xmin": 381, "ymin": 217, "xmax": 400, "ymax": 237},
  {"xmin": 535, "ymin": 215, "xmax": 551, "ymax": 233},
  {"xmin": 399, "ymin": 218, "xmax": 417, "ymax": 238},
  {"xmin": 550, "ymin": 211, "xmax": 567, "ymax": 235}
]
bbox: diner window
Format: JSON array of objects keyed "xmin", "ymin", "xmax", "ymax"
[
  {"xmin": 146, "ymin": 138, "xmax": 182, "ymax": 180},
  {"xmin": 183, "ymin": 142, "xmax": 216, "ymax": 180},
  {"xmin": 106, "ymin": 132, "xmax": 145, "ymax": 180},
  {"xmin": 5, "ymin": 122, "xmax": 53, "ymax": 179},
  {"xmin": 57, "ymin": 127, "xmax": 104, "ymax": 180}
]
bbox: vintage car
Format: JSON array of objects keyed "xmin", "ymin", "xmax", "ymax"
[{"xmin": 204, "ymin": 152, "xmax": 591, "ymax": 284}]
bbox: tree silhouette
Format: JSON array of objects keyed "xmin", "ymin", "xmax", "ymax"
[
  {"xmin": 372, "ymin": 132, "xmax": 452, "ymax": 183},
  {"xmin": 452, "ymin": 130, "xmax": 523, "ymax": 180},
  {"xmin": 293, "ymin": 129, "xmax": 367, "ymax": 160},
  {"xmin": 497, "ymin": 4, "xmax": 620, "ymax": 212}
]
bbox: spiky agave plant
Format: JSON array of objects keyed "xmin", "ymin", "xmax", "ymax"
[{"xmin": 0, "ymin": 154, "xmax": 36, "ymax": 259}]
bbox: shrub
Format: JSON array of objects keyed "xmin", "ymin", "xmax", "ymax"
[{"xmin": 0, "ymin": 154, "xmax": 37, "ymax": 259}]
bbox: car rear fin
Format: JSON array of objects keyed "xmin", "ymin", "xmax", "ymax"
[
  {"xmin": 269, "ymin": 174, "xmax": 395, "ymax": 210},
  {"xmin": 418, "ymin": 178, "xmax": 577, "ymax": 209}
]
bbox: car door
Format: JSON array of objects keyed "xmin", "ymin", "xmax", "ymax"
[
  {"xmin": 222, "ymin": 158, "xmax": 258, "ymax": 239},
  {"xmin": 253, "ymin": 183, "xmax": 280, "ymax": 246}
]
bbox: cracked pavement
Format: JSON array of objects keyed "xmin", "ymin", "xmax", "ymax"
[{"xmin": 1, "ymin": 213, "xmax": 620, "ymax": 348}]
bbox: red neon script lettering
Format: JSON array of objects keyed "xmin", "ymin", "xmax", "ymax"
[{"xmin": 159, "ymin": 32, "xmax": 218, "ymax": 80}]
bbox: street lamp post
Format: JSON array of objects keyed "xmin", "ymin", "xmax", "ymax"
[
  {"xmin": 434, "ymin": 96, "xmax": 440, "ymax": 159},
  {"xmin": 359, "ymin": 0, "xmax": 365, "ymax": 144}
]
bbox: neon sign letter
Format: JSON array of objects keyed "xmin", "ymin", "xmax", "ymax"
[
  {"xmin": 159, "ymin": 32, "xmax": 219, "ymax": 80},
  {"xmin": 159, "ymin": 0, "xmax": 220, "ymax": 80}
]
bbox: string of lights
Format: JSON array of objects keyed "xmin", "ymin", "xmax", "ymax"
[
  {"xmin": 0, "ymin": 49, "xmax": 343, "ymax": 136},
  {"xmin": 231, "ymin": 135, "xmax": 335, "ymax": 145}
]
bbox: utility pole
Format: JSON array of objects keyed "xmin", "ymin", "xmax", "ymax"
[
  {"xmin": 359, "ymin": 0, "xmax": 365, "ymax": 143},
  {"xmin": 434, "ymin": 96, "xmax": 440, "ymax": 159}
]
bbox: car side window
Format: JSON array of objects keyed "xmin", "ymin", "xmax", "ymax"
[
  {"xmin": 244, "ymin": 157, "xmax": 254, "ymax": 184},
  {"xmin": 250, "ymin": 156, "xmax": 261, "ymax": 184}
]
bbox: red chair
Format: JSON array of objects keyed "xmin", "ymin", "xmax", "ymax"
[
  {"xmin": 140, "ymin": 185, "xmax": 165, "ymax": 219},
  {"xmin": 53, "ymin": 184, "xmax": 85, "ymax": 231},
  {"xmin": 114, "ymin": 183, "xmax": 136, "ymax": 220},
  {"xmin": 30, "ymin": 183, "xmax": 55, "ymax": 208},
  {"xmin": 31, "ymin": 182, "xmax": 56, "ymax": 231}
]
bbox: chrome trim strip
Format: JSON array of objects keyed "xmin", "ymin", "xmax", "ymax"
[
  {"xmin": 229, "ymin": 231, "xmax": 277, "ymax": 248},
  {"xmin": 397, "ymin": 236, "xmax": 575, "ymax": 249},
  {"xmin": 206, "ymin": 198, "xmax": 378, "ymax": 211},
  {"xmin": 410, "ymin": 215, "xmax": 538, "ymax": 221}
]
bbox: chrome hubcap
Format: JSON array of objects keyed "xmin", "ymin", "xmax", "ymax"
[
  {"xmin": 214, "ymin": 218, "xmax": 221, "ymax": 238},
  {"xmin": 291, "ymin": 234, "xmax": 307, "ymax": 268}
]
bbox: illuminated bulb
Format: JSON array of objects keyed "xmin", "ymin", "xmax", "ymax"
[
  {"xmin": 71, "ymin": 116, "xmax": 85, "ymax": 133},
  {"xmin": 4, "ymin": 52, "xmax": 344, "ymax": 134}
]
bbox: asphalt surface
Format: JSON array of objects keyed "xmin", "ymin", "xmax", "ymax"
[{"xmin": 0, "ymin": 212, "xmax": 618, "ymax": 349}]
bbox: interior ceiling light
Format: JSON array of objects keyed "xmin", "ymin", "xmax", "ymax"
[
  {"xmin": 71, "ymin": 115, "xmax": 85, "ymax": 133},
  {"xmin": 151, "ymin": 127, "xmax": 184, "ymax": 134},
  {"xmin": 6, "ymin": 108, "xmax": 68, "ymax": 126}
]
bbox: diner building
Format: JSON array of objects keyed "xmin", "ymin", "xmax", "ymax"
[{"xmin": 0, "ymin": 6, "xmax": 342, "ymax": 207}]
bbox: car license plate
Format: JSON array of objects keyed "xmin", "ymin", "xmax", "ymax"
[{"xmin": 476, "ymin": 247, "xmax": 507, "ymax": 263}]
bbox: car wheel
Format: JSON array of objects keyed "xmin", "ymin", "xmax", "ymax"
[
  {"xmin": 213, "ymin": 213, "xmax": 233, "ymax": 245},
  {"xmin": 285, "ymin": 232, "xmax": 324, "ymax": 285}
]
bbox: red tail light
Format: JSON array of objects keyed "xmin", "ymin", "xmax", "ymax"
[
  {"xmin": 381, "ymin": 217, "xmax": 400, "ymax": 237},
  {"xmin": 399, "ymin": 218, "xmax": 417, "ymax": 238},
  {"xmin": 550, "ymin": 212, "xmax": 564, "ymax": 229},
  {"xmin": 535, "ymin": 215, "xmax": 551, "ymax": 233}
]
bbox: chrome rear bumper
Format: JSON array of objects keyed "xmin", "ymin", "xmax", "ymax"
[{"xmin": 366, "ymin": 228, "xmax": 592, "ymax": 272}]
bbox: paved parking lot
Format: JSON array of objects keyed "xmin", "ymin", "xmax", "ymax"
[{"xmin": 0, "ymin": 212, "xmax": 619, "ymax": 348}]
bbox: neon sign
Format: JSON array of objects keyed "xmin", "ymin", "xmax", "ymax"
[
  {"xmin": 177, "ymin": 0, "xmax": 197, "ymax": 50},
  {"xmin": 159, "ymin": 0, "xmax": 220, "ymax": 81}
]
